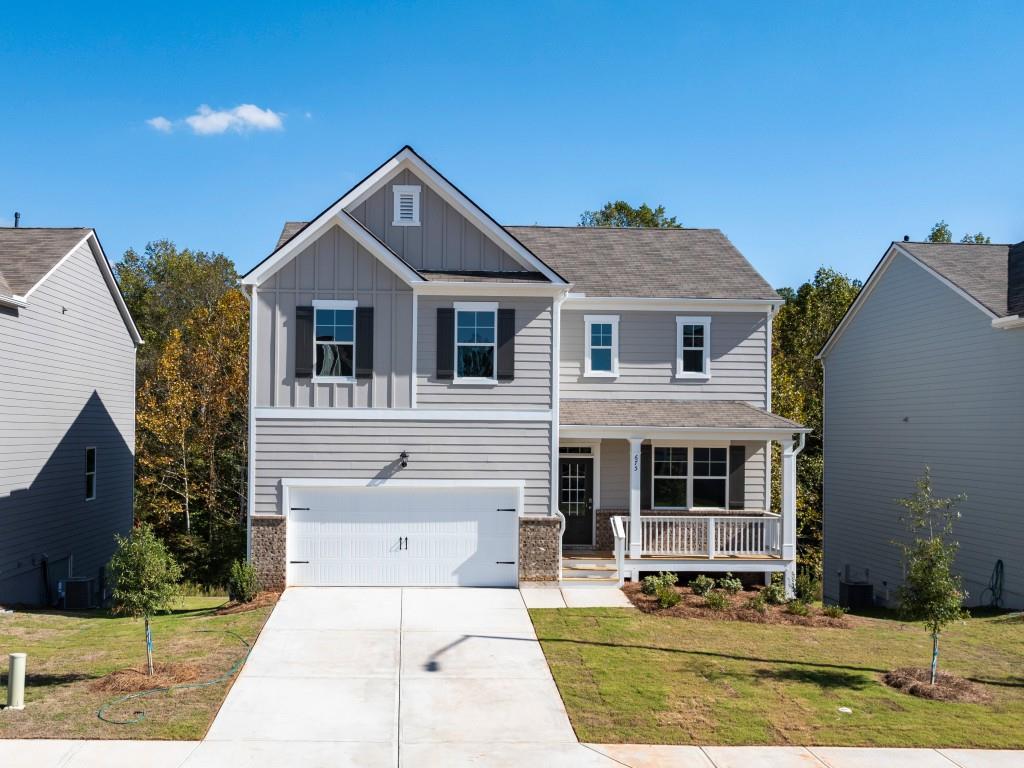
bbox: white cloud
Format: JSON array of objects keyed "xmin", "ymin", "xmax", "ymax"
[
  {"xmin": 146, "ymin": 116, "xmax": 173, "ymax": 133},
  {"xmin": 185, "ymin": 104, "xmax": 284, "ymax": 135}
]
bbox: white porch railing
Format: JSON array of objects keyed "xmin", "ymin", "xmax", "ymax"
[
  {"xmin": 610, "ymin": 515, "xmax": 627, "ymax": 586},
  {"xmin": 617, "ymin": 513, "xmax": 782, "ymax": 559}
]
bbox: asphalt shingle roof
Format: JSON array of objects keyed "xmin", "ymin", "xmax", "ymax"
[
  {"xmin": 0, "ymin": 227, "xmax": 92, "ymax": 299},
  {"xmin": 560, "ymin": 399, "xmax": 804, "ymax": 431},
  {"xmin": 898, "ymin": 241, "xmax": 1014, "ymax": 316}
]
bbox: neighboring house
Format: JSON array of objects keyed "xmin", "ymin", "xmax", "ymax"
[
  {"xmin": 820, "ymin": 239, "xmax": 1024, "ymax": 609},
  {"xmin": 242, "ymin": 146, "xmax": 807, "ymax": 592},
  {"xmin": 0, "ymin": 227, "xmax": 141, "ymax": 606}
]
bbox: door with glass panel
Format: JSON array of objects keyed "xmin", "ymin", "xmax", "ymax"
[{"xmin": 559, "ymin": 457, "xmax": 594, "ymax": 547}]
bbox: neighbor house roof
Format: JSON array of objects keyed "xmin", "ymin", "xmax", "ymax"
[
  {"xmin": 897, "ymin": 241, "xmax": 1012, "ymax": 316},
  {"xmin": 0, "ymin": 227, "xmax": 93, "ymax": 300},
  {"xmin": 560, "ymin": 399, "xmax": 805, "ymax": 431}
]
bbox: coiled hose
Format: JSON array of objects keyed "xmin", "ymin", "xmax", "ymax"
[{"xmin": 97, "ymin": 628, "xmax": 252, "ymax": 725}]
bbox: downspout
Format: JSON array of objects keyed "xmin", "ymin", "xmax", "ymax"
[
  {"xmin": 245, "ymin": 284, "xmax": 257, "ymax": 562},
  {"xmin": 551, "ymin": 291, "xmax": 567, "ymax": 581}
]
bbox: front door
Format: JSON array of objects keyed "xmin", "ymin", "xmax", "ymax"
[{"xmin": 559, "ymin": 458, "xmax": 594, "ymax": 547}]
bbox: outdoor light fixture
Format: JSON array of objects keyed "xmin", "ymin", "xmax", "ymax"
[{"xmin": 400, "ymin": 451, "xmax": 409, "ymax": 469}]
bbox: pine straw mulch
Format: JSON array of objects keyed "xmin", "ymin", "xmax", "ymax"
[
  {"xmin": 91, "ymin": 662, "xmax": 204, "ymax": 693},
  {"xmin": 623, "ymin": 582, "xmax": 852, "ymax": 628},
  {"xmin": 883, "ymin": 667, "xmax": 992, "ymax": 703},
  {"xmin": 214, "ymin": 591, "xmax": 280, "ymax": 615}
]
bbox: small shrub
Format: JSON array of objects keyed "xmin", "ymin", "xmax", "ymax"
[
  {"xmin": 717, "ymin": 573, "xmax": 743, "ymax": 596},
  {"xmin": 745, "ymin": 592, "xmax": 769, "ymax": 614},
  {"xmin": 822, "ymin": 603, "xmax": 848, "ymax": 619},
  {"xmin": 656, "ymin": 583, "xmax": 681, "ymax": 608},
  {"xmin": 704, "ymin": 589, "xmax": 729, "ymax": 611},
  {"xmin": 227, "ymin": 559, "xmax": 259, "ymax": 603},
  {"xmin": 795, "ymin": 572, "xmax": 822, "ymax": 603},
  {"xmin": 641, "ymin": 571, "xmax": 678, "ymax": 596},
  {"xmin": 762, "ymin": 574, "xmax": 787, "ymax": 605},
  {"xmin": 689, "ymin": 574, "xmax": 715, "ymax": 596},
  {"xmin": 785, "ymin": 599, "xmax": 811, "ymax": 616}
]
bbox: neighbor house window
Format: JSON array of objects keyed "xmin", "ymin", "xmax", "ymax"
[
  {"xmin": 584, "ymin": 315, "xmax": 619, "ymax": 377},
  {"xmin": 692, "ymin": 447, "xmax": 728, "ymax": 508},
  {"xmin": 392, "ymin": 185, "xmax": 421, "ymax": 226},
  {"xmin": 676, "ymin": 316, "xmax": 711, "ymax": 378},
  {"xmin": 85, "ymin": 447, "xmax": 96, "ymax": 501},
  {"xmin": 454, "ymin": 302, "xmax": 497, "ymax": 381},
  {"xmin": 653, "ymin": 446, "xmax": 687, "ymax": 508},
  {"xmin": 313, "ymin": 299, "xmax": 357, "ymax": 380}
]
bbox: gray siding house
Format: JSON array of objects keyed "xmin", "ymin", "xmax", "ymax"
[
  {"xmin": 820, "ymin": 239, "xmax": 1024, "ymax": 609},
  {"xmin": 0, "ymin": 227, "xmax": 141, "ymax": 605},
  {"xmin": 244, "ymin": 147, "xmax": 807, "ymax": 592}
]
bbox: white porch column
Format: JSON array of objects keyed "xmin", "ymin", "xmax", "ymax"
[
  {"xmin": 780, "ymin": 435, "xmax": 803, "ymax": 597},
  {"xmin": 628, "ymin": 437, "xmax": 643, "ymax": 559}
]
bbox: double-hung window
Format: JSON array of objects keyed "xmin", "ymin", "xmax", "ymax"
[
  {"xmin": 584, "ymin": 315, "xmax": 619, "ymax": 377},
  {"xmin": 692, "ymin": 447, "xmax": 728, "ymax": 507},
  {"xmin": 313, "ymin": 299, "xmax": 357, "ymax": 381},
  {"xmin": 652, "ymin": 446, "xmax": 687, "ymax": 508},
  {"xmin": 676, "ymin": 316, "xmax": 711, "ymax": 378},
  {"xmin": 85, "ymin": 447, "xmax": 96, "ymax": 501},
  {"xmin": 454, "ymin": 302, "xmax": 497, "ymax": 382},
  {"xmin": 652, "ymin": 446, "xmax": 729, "ymax": 509}
]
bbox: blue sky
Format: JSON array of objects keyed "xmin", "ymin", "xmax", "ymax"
[{"xmin": 2, "ymin": 2, "xmax": 1021, "ymax": 288}]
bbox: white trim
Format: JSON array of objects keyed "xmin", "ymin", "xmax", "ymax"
[
  {"xmin": 311, "ymin": 299, "xmax": 358, "ymax": 384},
  {"xmin": 558, "ymin": 439, "xmax": 601, "ymax": 544},
  {"xmin": 84, "ymin": 446, "xmax": 97, "ymax": 501},
  {"xmin": 453, "ymin": 301, "xmax": 499, "ymax": 312},
  {"xmin": 565, "ymin": 296, "xmax": 780, "ymax": 312},
  {"xmin": 22, "ymin": 232, "xmax": 93, "ymax": 301},
  {"xmin": 453, "ymin": 302, "xmax": 498, "ymax": 384},
  {"xmin": 391, "ymin": 184, "xmax": 421, "ymax": 226},
  {"xmin": 584, "ymin": 314, "xmax": 619, "ymax": 378},
  {"xmin": 0, "ymin": 294, "xmax": 28, "ymax": 308},
  {"xmin": 414, "ymin": 282, "xmax": 567, "ymax": 297},
  {"xmin": 818, "ymin": 243, "xmax": 999, "ymax": 359},
  {"xmin": 411, "ymin": 293, "xmax": 419, "ymax": 407},
  {"xmin": 337, "ymin": 211, "xmax": 425, "ymax": 284},
  {"xmin": 675, "ymin": 316, "xmax": 711, "ymax": 379},
  {"xmin": 765, "ymin": 310, "xmax": 773, "ymax": 410},
  {"xmin": 650, "ymin": 443, "xmax": 731, "ymax": 511},
  {"xmin": 246, "ymin": 285, "xmax": 257, "ymax": 561},
  {"xmin": 992, "ymin": 314, "xmax": 1024, "ymax": 329},
  {"xmin": 254, "ymin": 406, "xmax": 552, "ymax": 421},
  {"xmin": 560, "ymin": 424, "xmax": 809, "ymax": 441},
  {"xmin": 550, "ymin": 292, "xmax": 566, "ymax": 518}
]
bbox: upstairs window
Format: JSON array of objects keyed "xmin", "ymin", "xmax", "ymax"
[
  {"xmin": 584, "ymin": 315, "xmax": 619, "ymax": 377},
  {"xmin": 454, "ymin": 302, "xmax": 497, "ymax": 381},
  {"xmin": 676, "ymin": 316, "xmax": 711, "ymax": 378},
  {"xmin": 313, "ymin": 300, "xmax": 357, "ymax": 380},
  {"xmin": 85, "ymin": 447, "xmax": 96, "ymax": 501},
  {"xmin": 392, "ymin": 185, "xmax": 421, "ymax": 226}
]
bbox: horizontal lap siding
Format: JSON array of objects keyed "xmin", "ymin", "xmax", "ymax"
[
  {"xmin": 254, "ymin": 419, "xmax": 552, "ymax": 516},
  {"xmin": 823, "ymin": 254, "xmax": 1024, "ymax": 608},
  {"xmin": 560, "ymin": 310, "xmax": 768, "ymax": 407},
  {"xmin": 258, "ymin": 225, "xmax": 413, "ymax": 408},
  {"xmin": 0, "ymin": 240, "xmax": 136, "ymax": 603},
  {"xmin": 417, "ymin": 296, "xmax": 553, "ymax": 409}
]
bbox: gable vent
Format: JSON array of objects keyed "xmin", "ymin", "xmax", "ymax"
[{"xmin": 392, "ymin": 185, "xmax": 421, "ymax": 226}]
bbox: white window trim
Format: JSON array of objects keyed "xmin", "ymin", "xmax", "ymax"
[
  {"xmin": 85, "ymin": 447, "xmax": 96, "ymax": 501},
  {"xmin": 392, "ymin": 184, "xmax": 421, "ymax": 226},
  {"xmin": 584, "ymin": 314, "xmax": 619, "ymax": 378},
  {"xmin": 312, "ymin": 299, "xmax": 358, "ymax": 384},
  {"xmin": 675, "ymin": 316, "xmax": 711, "ymax": 380},
  {"xmin": 453, "ymin": 301, "xmax": 498, "ymax": 385},
  {"xmin": 650, "ymin": 443, "xmax": 730, "ymax": 510}
]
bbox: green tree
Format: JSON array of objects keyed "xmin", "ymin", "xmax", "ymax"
[
  {"xmin": 579, "ymin": 201, "xmax": 682, "ymax": 228},
  {"xmin": 771, "ymin": 268, "xmax": 861, "ymax": 576},
  {"xmin": 927, "ymin": 220, "xmax": 991, "ymax": 245},
  {"xmin": 108, "ymin": 524, "xmax": 183, "ymax": 675},
  {"xmin": 894, "ymin": 467, "xmax": 968, "ymax": 684}
]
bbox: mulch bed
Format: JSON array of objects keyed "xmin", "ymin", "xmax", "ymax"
[
  {"xmin": 883, "ymin": 667, "xmax": 992, "ymax": 703},
  {"xmin": 623, "ymin": 582, "xmax": 851, "ymax": 628},
  {"xmin": 91, "ymin": 662, "xmax": 203, "ymax": 693},
  {"xmin": 214, "ymin": 591, "xmax": 279, "ymax": 615}
]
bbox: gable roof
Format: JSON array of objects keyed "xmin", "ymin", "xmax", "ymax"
[
  {"xmin": 561, "ymin": 399, "xmax": 806, "ymax": 431},
  {"xmin": 506, "ymin": 226, "xmax": 779, "ymax": 301},
  {"xmin": 0, "ymin": 227, "xmax": 142, "ymax": 345}
]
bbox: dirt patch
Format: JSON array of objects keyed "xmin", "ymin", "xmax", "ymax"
[
  {"xmin": 91, "ymin": 662, "xmax": 204, "ymax": 693},
  {"xmin": 214, "ymin": 591, "xmax": 279, "ymax": 615},
  {"xmin": 623, "ymin": 583, "xmax": 851, "ymax": 628},
  {"xmin": 883, "ymin": 667, "xmax": 992, "ymax": 703}
]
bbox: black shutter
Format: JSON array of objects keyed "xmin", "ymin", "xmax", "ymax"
[
  {"xmin": 355, "ymin": 307, "xmax": 374, "ymax": 380},
  {"xmin": 295, "ymin": 306, "xmax": 313, "ymax": 378},
  {"xmin": 496, "ymin": 308, "xmax": 515, "ymax": 382},
  {"xmin": 640, "ymin": 443, "xmax": 652, "ymax": 510},
  {"xmin": 729, "ymin": 445, "xmax": 746, "ymax": 510},
  {"xmin": 436, "ymin": 308, "xmax": 454, "ymax": 381}
]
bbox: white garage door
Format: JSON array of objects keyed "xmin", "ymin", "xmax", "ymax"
[{"xmin": 286, "ymin": 484, "xmax": 520, "ymax": 587}]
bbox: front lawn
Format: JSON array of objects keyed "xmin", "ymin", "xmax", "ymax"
[
  {"xmin": 531, "ymin": 606, "xmax": 1024, "ymax": 747},
  {"xmin": 0, "ymin": 596, "xmax": 274, "ymax": 740}
]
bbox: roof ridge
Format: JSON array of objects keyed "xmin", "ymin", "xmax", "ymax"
[{"xmin": 504, "ymin": 224, "xmax": 719, "ymax": 232}]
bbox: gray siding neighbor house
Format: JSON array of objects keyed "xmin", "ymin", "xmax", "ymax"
[
  {"xmin": 820, "ymin": 240, "xmax": 1024, "ymax": 609},
  {"xmin": 243, "ymin": 146, "xmax": 807, "ymax": 592},
  {"xmin": 0, "ymin": 227, "xmax": 141, "ymax": 606}
]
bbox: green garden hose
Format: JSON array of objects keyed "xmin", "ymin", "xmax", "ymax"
[{"xmin": 97, "ymin": 629, "xmax": 252, "ymax": 725}]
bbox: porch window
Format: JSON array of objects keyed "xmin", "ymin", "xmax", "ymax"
[
  {"xmin": 692, "ymin": 447, "xmax": 728, "ymax": 507},
  {"xmin": 676, "ymin": 316, "xmax": 711, "ymax": 378},
  {"xmin": 454, "ymin": 302, "xmax": 497, "ymax": 381},
  {"xmin": 584, "ymin": 315, "xmax": 619, "ymax": 377},
  {"xmin": 653, "ymin": 446, "xmax": 687, "ymax": 508},
  {"xmin": 313, "ymin": 299, "xmax": 357, "ymax": 380}
]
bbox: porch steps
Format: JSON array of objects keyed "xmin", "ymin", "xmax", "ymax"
[{"xmin": 561, "ymin": 556, "xmax": 621, "ymax": 586}]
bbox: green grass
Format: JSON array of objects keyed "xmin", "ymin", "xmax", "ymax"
[
  {"xmin": 0, "ymin": 596, "xmax": 273, "ymax": 740},
  {"xmin": 530, "ymin": 606, "xmax": 1024, "ymax": 747}
]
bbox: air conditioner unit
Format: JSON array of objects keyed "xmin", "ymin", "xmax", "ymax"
[{"xmin": 62, "ymin": 577, "xmax": 95, "ymax": 610}]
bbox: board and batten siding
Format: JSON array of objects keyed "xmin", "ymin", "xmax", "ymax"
[
  {"xmin": 597, "ymin": 439, "xmax": 767, "ymax": 510},
  {"xmin": 256, "ymin": 224, "xmax": 414, "ymax": 408},
  {"xmin": 823, "ymin": 253, "xmax": 1024, "ymax": 609},
  {"xmin": 347, "ymin": 168, "xmax": 524, "ymax": 272},
  {"xmin": 0, "ymin": 238, "xmax": 136, "ymax": 605},
  {"xmin": 560, "ymin": 310, "xmax": 768, "ymax": 407},
  {"xmin": 253, "ymin": 418, "xmax": 552, "ymax": 517},
  {"xmin": 417, "ymin": 295, "xmax": 553, "ymax": 410}
]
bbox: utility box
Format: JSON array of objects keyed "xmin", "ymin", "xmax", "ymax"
[
  {"xmin": 62, "ymin": 577, "xmax": 95, "ymax": 610},
  {"xmin": 839, "ymin": 580, "xmax": 874, "ymax": 611}
]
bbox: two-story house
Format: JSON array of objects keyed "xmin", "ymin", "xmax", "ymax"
[{"xmin": 242, "ymin": 147, "xmax": 807, "ymax": 593}]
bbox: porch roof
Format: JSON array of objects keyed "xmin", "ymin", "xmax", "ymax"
[{"xmin": 559, "ymin": 399, "xmax": 806, "ymax": 436}]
